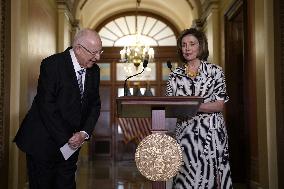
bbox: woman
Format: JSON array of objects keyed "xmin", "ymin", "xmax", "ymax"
[{"xmin": 166, "ymin": 28, "xmax": 233, "ymax": 189}]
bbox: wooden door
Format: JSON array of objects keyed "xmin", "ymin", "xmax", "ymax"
[
  {"xmin": 225, "ymin": 0, "xmax": 250, "ymax": 186},
  {"xmin": 274, "ymin": 0, "xmax": 284, "ymax": 188}
]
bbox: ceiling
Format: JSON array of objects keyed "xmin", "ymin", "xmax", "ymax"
[{"xmin": 72, "ymin": 0, "xmax": 202, "ymax": 33}]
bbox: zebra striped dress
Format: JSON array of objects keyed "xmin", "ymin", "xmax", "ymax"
[{"xmin": 166, "ymin": 61, "xmax": 233, "ymax": 189}]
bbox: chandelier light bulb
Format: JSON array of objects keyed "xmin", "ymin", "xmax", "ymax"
[{"xmin": 119, "ymin": 0, "xmax": 154, "ymax": 69}]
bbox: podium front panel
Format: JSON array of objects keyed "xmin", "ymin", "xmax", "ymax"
[{"xmin": 117, "ymin": 96, "xmax": 203, "ymax": 118}]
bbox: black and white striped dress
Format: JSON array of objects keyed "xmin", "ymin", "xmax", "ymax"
[{"xmin": 166, "ymin": 61, "xmax": 233, "ymax": 189}]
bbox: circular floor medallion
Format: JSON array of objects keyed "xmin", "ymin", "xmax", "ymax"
[{"xmin": 135, "ymin": 133, "xmax": 183, "ymax": 181}]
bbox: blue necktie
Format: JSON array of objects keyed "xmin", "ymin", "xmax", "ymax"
[{"xmin": 77, "ymin": 69, "xmax": 85, "ymax": 99}]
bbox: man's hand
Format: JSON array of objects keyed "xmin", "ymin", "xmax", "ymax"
[{"xmin": 68, "ymin": 132, "xmax": 87, "ymax": 150}]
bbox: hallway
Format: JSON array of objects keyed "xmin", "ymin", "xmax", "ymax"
[{"xmin": 1, "ymin": 0, "xmax": 282, "ymax": 188}]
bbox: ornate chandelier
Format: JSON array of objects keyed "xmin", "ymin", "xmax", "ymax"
[{"xmin": 120, "ymin": 0, "xmax": 154, "ymax": 69}]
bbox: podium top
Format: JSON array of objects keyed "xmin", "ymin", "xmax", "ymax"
[{"xmin": 116, "ymin": 96, "xmax": 203, "ymax": 118}]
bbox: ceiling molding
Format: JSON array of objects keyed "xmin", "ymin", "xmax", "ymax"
[
  {"xmin": 185, "ymin": 0, "xmax": 194, "ymax": 9},
  {"xmin": 79, "ymin": 0, "xmax": 88, "ymax": 10},
  {"xmin": 200, "ymin": 0, "xmax": 219, "ymax": 22},
  {"xmin": 75, "ymin": 0, "xmax": 202, "ymax": 33},
  {"xmin": 56, "ymin": 0, "xmax": 78, "ymax": 22},
  {"xmin": 201, "ymin": 0, "xmax": 219, "ymax": 12},
  {"xmin": 56, "ymin": 0, "xmax": 74, "ymax": 12}
]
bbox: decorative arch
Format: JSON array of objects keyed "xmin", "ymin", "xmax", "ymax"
[
  {"xmin": 74, "ymin": 0, "xmax": 202, "ymax": 32},
  {"xmin": 96, "ymin": 11, "xmax": 179, "ymax": 47}
]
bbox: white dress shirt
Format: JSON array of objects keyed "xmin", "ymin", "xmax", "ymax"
[{"xmin": 69, "ymin": 49, "xmax": 89, "ymax": 140}]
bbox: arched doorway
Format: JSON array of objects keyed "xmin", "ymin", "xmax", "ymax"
[{"xmin": 90, "ymin": 12, "xmax": 180, "ymax": 161}]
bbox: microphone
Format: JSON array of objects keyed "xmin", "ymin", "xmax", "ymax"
[
  {"xmin": 166, "ymin": 60, "xmax": 188, "ymax": 78},
  {"xmin": 167, "ymin": 60, "xmax": 173, "ymax": 72},
  {"xmin": 124, "ymin": 59, "xmax": 149, "ymax": 96}
]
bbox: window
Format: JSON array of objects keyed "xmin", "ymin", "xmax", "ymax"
[{"xmin": 98, "ymin": 15, "xmax": 177, "ymax": 47}]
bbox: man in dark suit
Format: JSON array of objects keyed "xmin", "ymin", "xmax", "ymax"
[{"xmin": 14, "ymin": 29, "xmax": 102, "ymax": 189}]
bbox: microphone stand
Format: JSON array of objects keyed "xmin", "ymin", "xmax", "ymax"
[
  {"xmin": 124, "ymin": 59, "xmax": 149, "ymax": 96},
  {"xmin": 124, "ymin": 68, "xmax": 146, "ymax": 96},
  {"xmin": 167, "ymin": 60, "xmax": 173, "ymax": 72},
  {"xmin": 167, "ymin": 60, "xmax": 188, "ymax": 78}
]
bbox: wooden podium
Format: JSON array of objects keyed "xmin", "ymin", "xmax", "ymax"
[{"xmin": 116, "ymin": 96, "xmax": 203, "ymax": 189}]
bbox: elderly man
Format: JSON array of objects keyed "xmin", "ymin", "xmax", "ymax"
[{"xmin": 14, "ymin": 29, "xmax": 102, "ymax": 189}]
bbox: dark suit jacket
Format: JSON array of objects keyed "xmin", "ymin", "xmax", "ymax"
[{"xmin": 14, "ymin": 47, "xmax": 101, "ymax": 160}]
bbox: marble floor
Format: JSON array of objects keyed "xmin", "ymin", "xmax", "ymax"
[
  {"xmin": 76, "ymin": 160, "xmax": 152, "ymax": 189},
  {"xmin": 76, "ymin": 160, "xmax": 246, "ymax": 189}
]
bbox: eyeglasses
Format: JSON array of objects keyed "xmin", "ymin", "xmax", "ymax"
[{"xmin": 79, "ymin": 44, "xmax": 103, "ymax": 56}]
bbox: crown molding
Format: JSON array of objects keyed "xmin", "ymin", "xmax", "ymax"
[
  {"xmin": 56, "ymin": 0, "xmax": 76, "ymax": 23},
  {"xmin": 200, "ymin": 0, "xmax": 219, "ymax": 22}
]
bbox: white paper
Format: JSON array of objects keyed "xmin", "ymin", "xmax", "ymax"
[{"xmin": 60, "ymin": 143, "xmax": 78, "ymax": 160}]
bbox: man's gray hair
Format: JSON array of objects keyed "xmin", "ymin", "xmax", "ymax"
[{"xmin": 72, "ymin": 29, "xmax": 99, "ymax": 47}]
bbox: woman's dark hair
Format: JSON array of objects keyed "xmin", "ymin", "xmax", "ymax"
[{"xmin": 177, "ymin": 28, "xmax": 209, "ymax": 62}]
